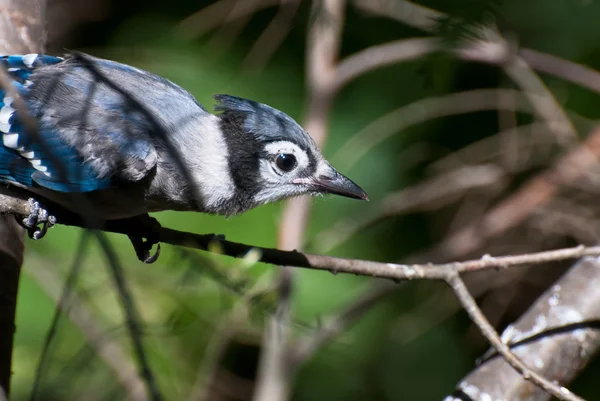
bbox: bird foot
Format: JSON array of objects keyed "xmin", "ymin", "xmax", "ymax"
[
  {"xmin": 126, "ymin": 214, "xmax": 162, "ymax": 264},
  {"xmin": 129, "ymin": 235, "xmax": 161, "ymax": 264},
  {"xmin": 20, "ymin": 198, "xmax": 57, "ymax": 240}
]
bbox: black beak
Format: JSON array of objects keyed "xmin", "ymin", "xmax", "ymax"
[{"xmin": 307, "ymin": 169, "xmax": 368, "ymax": 201}]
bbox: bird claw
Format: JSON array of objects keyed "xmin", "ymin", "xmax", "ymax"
[
  {"xmin": 20, "ymin": 198, "xmax": 56, "ymax": 240},
  {"xmin": 128, "ymin": 235, "xmax": 161, "ymax": 264}
]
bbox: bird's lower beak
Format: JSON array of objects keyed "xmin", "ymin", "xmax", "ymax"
[{"xmin": 295, "ymin": 169, "xmax": 368, "ymax": 201}]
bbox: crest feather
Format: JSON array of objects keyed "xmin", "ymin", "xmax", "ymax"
[{"xmin": 213, "ymin": 94, "xmax": 315, "ymax": 150}]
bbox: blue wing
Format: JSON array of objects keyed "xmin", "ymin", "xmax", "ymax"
[{"xmin": 0, "ymin": 54, "xmax": 158, "ymax": 192}]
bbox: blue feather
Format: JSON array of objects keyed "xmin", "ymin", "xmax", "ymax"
[
  {"xmin": 0, "ymin": 53, "xmax": 159, "ymax": 195},
  {"xmin": 0, "ymin": 54, "xmax": 114, "ymax": 192}
]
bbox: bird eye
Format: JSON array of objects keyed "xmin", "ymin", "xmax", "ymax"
[{"xmin": 275, "ymin": 153, "xmax": 297, "ymax": 172}]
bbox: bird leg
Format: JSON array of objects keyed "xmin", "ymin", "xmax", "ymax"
[
  {"xmin": 124, "ymin": 214, "xmax": 162, "ymax": 264},
  {"xmin": 19, "ymin": 198, "xmax": 57, "ymax": 240},
  {"xmin": 14, "ymin": 195, "xmax": 161, "ymax": 263},
  {"xmin": 129, "ymin": 235, "xmax": 161, "ymax": 264}
]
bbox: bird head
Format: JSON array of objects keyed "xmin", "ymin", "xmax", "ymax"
[{"xmin": 214, "ymin": 95, "xmax": 367, "ymax": 211}]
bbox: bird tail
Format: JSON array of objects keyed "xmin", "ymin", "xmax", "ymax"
[
  {"xmin": 0, "ymin": 54, "xmax": 63, "ymax": 132},
  {"xmin": 0, "ymin": 54, "xmax": 63, "ymax": 80},
  {"xmin": 0, "ymin": 54, "xmax": 63, "ymax": 186}
]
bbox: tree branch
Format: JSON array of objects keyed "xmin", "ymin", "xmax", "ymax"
[
  {"xmin": 447, "ymin": 272, "xmax": 583, "ymax": 401},
  {"xmin": 2, "ymin": 193, "xmax": 599, "ymax": 283},
  {"xmin": 422, "ymin": 123, "xmax": 600, "ymax": 261},
  {"xmin": 253, "ymin": 1, "xmax": 348, "ymax": 400},
  {"xmin": 353, "ymin": 0, "xmax": 600, "ymax": 102},
  {"xmin": 290, "ymin": 281, "xmax": 398, "ymax": 365},
  {"xmin": 0, "ymin": 0, "xmax": 45, "ymax": 395},
  {"xmin": 25, "ymin": 249, "xmax": 151, "ymax": 401},
  {"xmin": 3, "ymin": 190, "xmax": 597, "ymax": 399},
  {"xmin": 449, "ymin": 257, "xmax": 600, "ymax": 401}
]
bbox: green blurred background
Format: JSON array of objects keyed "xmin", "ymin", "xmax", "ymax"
[{"xmin": 11, "ymin": 0, "xmax": 600, "ymax": 400}]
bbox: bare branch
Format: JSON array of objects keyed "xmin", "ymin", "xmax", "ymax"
[
  {"xmin": 520, "ymin": 48, "xmax": 600, "ymax": 95},
  {"xmin": 277, "ymin": 0, "xmax": 347, "ymax": 251},
  {"xmin": 353, "ymin": 0, "xmax": 441, "ymax": 31},
  {"xmin": 204, "ymin": 0, "xmax": 263, "ymax": 60},
  {"xmin": 0, "ymin": 0, "xmax": 45, "ymax": 395},
  {"xmin": 3, "ymin": 194, "xmax": 600, "ymax": 281},
  {"xmin": 429, "ymin": 122, "xmax": 550, "ymax": 174},
  {"xmin": 97, "ymin": 234, "xmax": 163, "ymax": 401},
  {"xmin": 3, "ymin": 191, "xmax": 597, "ymax": 399},
  {"xmin": 335, "ymin": 37, "xmax": 439, "ymax": 89},
  {"xmin": 252, "ymin": 274, "xmax": 294, "ymax": 401},
  {"xmin": 291, "ymin": 281, "xmax": 397, "ymax": 364},
  {"xmin": 312, "ymin": 164, "xmax": 507, "ymax": 254},
  {"xmin": 501, "ymin": 54, "xmax": 576, "ymax": 143},
  {"xmin": 177, "ymin": 0, "xmax": 280, "ymax": 38},
  {"xmin": 333, "ymin": 29, "xmax": 577, "ymax": 144},
  {"xmin": 450, "ymin": 257, "xmax": 600, "ymax": 401},
  {"xmin": 25, "ymin": 251, "xmax": 151, "ymax": 401},
  {"xmin": 253, "ymin": 0, "xmax": 348, "ymax": 399},
  {"xmin": 243, "ymin": 0, "xmax": 302, "ymax": 72},
  {"xmin": 332, "ymin": 89, "xmax": 537, "ymax": 171},
  {"xmin": 353, "ymin": 0, "xmax": 600, "ymax": 107},
  {"xmin": 424, "ymin": 123, "xmax": 600, "ymax": 261},
  {"xmin": 447, "ymin": 272, "xmax": 584, "ymax": 401}
]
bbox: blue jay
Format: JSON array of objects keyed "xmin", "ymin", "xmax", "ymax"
[{"xmin": 0, "ymin": 53, "xmax": 367, "ymax": 260}]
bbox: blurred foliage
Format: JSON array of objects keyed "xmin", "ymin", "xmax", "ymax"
[{"xmin": 10, "ymin": 0, "xmax": 600, "ymax": 400}]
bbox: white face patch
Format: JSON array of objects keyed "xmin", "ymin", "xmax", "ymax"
[
  {"xmin": 264, "ymin": 141, "xmax": 310, "ymax": 172},
  {"xmin": 315, "ymin": 159, "xmax": 335, "ymax": 178},
  {"xmin": 171, "ymin": 113, "xmax": 236, "ymax": 211},
  {"xmin": 252, "ymin": 140, "xmax": 324, "ymax": 205}
]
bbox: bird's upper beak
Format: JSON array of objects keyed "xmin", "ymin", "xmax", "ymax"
[{"xmin": 294, "ymin": 165, "xmax": 368, "ymax": 201}]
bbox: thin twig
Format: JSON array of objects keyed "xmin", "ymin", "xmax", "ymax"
[
  {"xmin": 353, "ymin": 0, "xmax": 600, "ymax": 112},
  {"xmin": 96, "ymin": 233, "xmax": 163, "ymax": 401},
  {"xmin": 347, "ymin": 1, "xmax": 578, "ymax": 147},
  {"xmin": 254, "ymin": 1, "xmax": 348, "ymax": 400},
  {"xmin": 3, "ymin": 193, "xmax": 596, "ymax": 400},
  {"xmin": 496, "ymin": 77, "xmax": 520, "ymax": 171},
  {"xmin": 520, "ymin": 48, "xmax": 600, "ymax": 95},
  {"xmin": 332, "ymin": 89, "xmax": 536, "ymax": 171},
  {"xmin": 334, "ymin": 30, "xmax": 577, "ymax": 145},
  {"xmin": 177, "ymin": 0, "xmax": 280, "ymax": 38},
  {"xmin": 335, "ymin": 37, "xmax": 439, "ymax": 89},
  {"xmin": 277, "ymin": 0, "xmax": 346, "ymax": 250},
  {"xmin": 291, "ymin": 281, "xmax": 398, "ymax": 364},
  {"xmin": 205, "ymin": 0, "xmax": 262, "ymax": 60},
  {"xmin": 447, "ymin": 272, "xmax": 583, "ymax": 401},
  {"xmin": 429, "ymin": 122, "xmax": 550, "ymax": 174},
  {"xmin": 500, "ymin": 55, "xmax": 577, "ymax": 143},
  {"xmin": 450, "ymin": 257, "xmax": 600, "ymax": 400},
  {"xmin": 422, "ymin": 123, "xmax": 600, "ymax": 261},
  {"xmin": 29, "ymin": 234, "xmax": 90, "ymax": 401},
  {"xmin": 243, "ymin": 0, "xmax": 302, "ymax": 72},
  {"xmin": 353, "ymin": 0, "xmax": 441, "ymax": 31},
  {"xmin": 311, "ymin": 164, "xmax": 506, "ymax": 254},
  {"xmin": 3, "ymin": 194, "xmax": 600, "ymax": 280},
  {"xmin": 25, "ymin": 245, "xmax": 151, "ymax": 401},
  {"xmin": 252, "ymin": 273, "xmax": 294, "ymax": 401}
]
